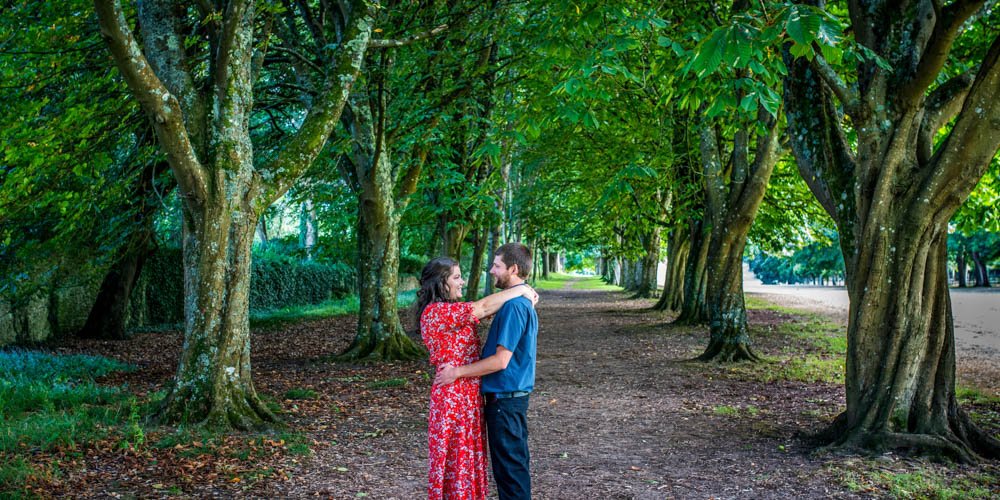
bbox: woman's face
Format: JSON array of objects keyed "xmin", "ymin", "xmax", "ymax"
[{"xmin": 445, "ymin": 265, "xmax": 465, "ymax": 300}]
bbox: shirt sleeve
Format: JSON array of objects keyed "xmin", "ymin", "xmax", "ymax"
[{"xmin": 492, "ymin": 301, "xmax": 530, "ymax": 351}]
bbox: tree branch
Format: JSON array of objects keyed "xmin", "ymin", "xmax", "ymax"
[
  {"xmin": 271, "ymin": 45, "xmax": 327, "ymax": 75},
  {"xmin": 368, "ymin": 24, "xmax": 448, "ymax": 49},
  {"xmin": 901, "ymin": 0, "xmax": 986, "ymax": 104},
  {"xmin": 924, "ymin": 33, "xmax": 1000, "ymax": 214},
  {"xmin": 94, "ymin": 0, "xmax": 207, "ymax": 205},
  {"xmin": 809, "ymin": 52, "xmax": 859, "ymax": 115},
  {"xmin": 917, "ymin": 71, "xmax": 974, "ymax": 165}
]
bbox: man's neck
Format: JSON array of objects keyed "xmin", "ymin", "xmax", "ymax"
[{"xmin": 506, "ymin": 276, "xmax": 526, "ymax": 289}]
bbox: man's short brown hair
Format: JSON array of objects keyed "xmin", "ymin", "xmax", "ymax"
[{"xmin": 496, "ymin": 243, "xmax": 532, "ymax": 279}]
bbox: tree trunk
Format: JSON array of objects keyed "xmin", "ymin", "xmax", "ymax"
[
  {"xmin": 633, "ymin": 227, "xmax": 661, "ymax": 298},
  {"xmin": 654, "ymin": 228, "xmax": 690, "ymax": 312},
  {"xmin": 486, "ymin": 227, "xmax": 499, "ymax": 295},
  {"xmin": 338, "ymin": 94, "xmax": 424, "ymax": 362},
  {"xmin": 970, "ymin": 251, "xmax": 990, "ymax": 287},
  {"xmin": 825, "ymin": 225, "xmax": 1000, "ymax": 462},
  {"xmin": 675, "ymin": 220, "xmax": 710, "ymax": 325},
  {"xmin": 338, "ymin": 192, "xmax": 424, "ymax": 361},
  {"xmin": 956, "ymin": 249, "xmax": 967, "ymax": 288},
  {"xmin": 784, "ymin": 12, "xmax": 1000, "ymax": 460},
  {"xmin": 697, "ymin": 108, "xmax": 781, "ymax": 362},
  {"xmin": 466, "ymin": 227, "xmax": 487, "ymax": 301},
  {"xmin": 156, "ymin": 202, "xmax": 277, "ymax": 429},
  {"xmin": 79, "ymin": 241, "xmax": 149, "ymax": 340}
]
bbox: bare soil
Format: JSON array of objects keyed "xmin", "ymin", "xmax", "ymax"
[{"xmin": 44, "ymin": 282, "xmax": 1000, "ymax": 499}]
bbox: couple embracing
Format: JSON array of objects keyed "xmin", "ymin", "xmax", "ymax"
[{"xmin": 416, "ymin": 243, "xmax": 539, "ymax": 500}]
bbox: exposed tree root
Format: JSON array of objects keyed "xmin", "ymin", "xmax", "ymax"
[
  {"xmin": 154, "ymin": 385, "xmax": 279, "ymax": 431},
  {"xmin": 695, "ymin": 339, "xmax": 761, "ymax": 362},
  {"xmin": 334, "ymin": 331, "xmax": 426, "ymax": 363},
  {"xmin": 812, "ymin": 410, "xmax": 999, "ymax": 464}
]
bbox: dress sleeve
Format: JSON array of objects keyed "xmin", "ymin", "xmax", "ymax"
[{"xmin": 444, "ymin": 301, "xmax": 479, "ymax": 329}]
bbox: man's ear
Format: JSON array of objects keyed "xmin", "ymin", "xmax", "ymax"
[{"xmin": 509, "ymin": 264, "xmax": 519, "ymax": 277}]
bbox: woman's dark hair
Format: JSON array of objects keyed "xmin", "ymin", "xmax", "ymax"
[{"xmin": 416, "ymin": 257, "xmax": 459, "ymax": 322}]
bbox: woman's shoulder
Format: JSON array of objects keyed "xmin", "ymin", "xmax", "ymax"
[{"xmin": 423, "ymin": 301, "xmax": 472, "ymax": 315}]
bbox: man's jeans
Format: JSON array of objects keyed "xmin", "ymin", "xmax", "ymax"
[{"xmin": 485, "ymin": 394, "xmax": 531, "ymax": 500}]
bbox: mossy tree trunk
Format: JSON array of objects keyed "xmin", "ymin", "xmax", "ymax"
[
  {"xmin": 466, "ymin": 227, "xmax": 488, "ymax": 301},
  {"xmin": 697, "ymin": 110, "xmax": 781, "ymax": 362},
  {"xmin": 336, "ymin": 72, "xmax": 425, "ymax": 361},
  {"xmin": 784, "ymin": 0, "xmax": 1000, "ymax": 461},
  {"xmin": 96, "ymin": 0, "xmax": 372, "ymax": 428}
]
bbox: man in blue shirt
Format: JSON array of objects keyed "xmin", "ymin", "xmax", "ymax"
[{"xmin": 434, "ymin": 243, "xmax": 538, "ymax": 499}]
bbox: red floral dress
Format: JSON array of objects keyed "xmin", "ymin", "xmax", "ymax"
[{"xmin": 421, "ymin": 301, "xmax": 488, "ymax": 500}]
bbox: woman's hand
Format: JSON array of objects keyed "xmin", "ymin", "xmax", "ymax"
[{"xmin": 520, "ymin": 285, "xmax": 539, "ymax": 306}]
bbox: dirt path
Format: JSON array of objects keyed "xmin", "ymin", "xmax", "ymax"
[{"xmin": 263, "ymin": 283, "xmax": 949, "ymax": 499}]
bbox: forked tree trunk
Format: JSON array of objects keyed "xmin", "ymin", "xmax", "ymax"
[
  {"xmin": 97, "ymin": 0, "xmax": 374, "ymax": 429},
  {"xmin": 157, "ymin": 201, "xmax": 276, "ymax": 429},
  {"xmin": 697, "ymin": 110, "xmax": 781, "ymax": 362},
  {"xmin": 784, "ymin": 7, "xmax": 1000, "ymax": 460},
  {"xmin": 675, "ymin": 220, "xmax": 709, "ymax": 324},
  {"xmin": 654, "ymin": 228, "xmax": 689, "ymax": 312},
  {"xmin": 827, "ymin": 217, "xmax": 999, "ymax": 462}
]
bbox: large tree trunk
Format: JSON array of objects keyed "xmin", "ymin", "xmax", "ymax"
[
  {"xmin": 96, "ymin": 0, "xmax": 373, "ymax": 429},
  {"xmin": 338, "ymin": 191, "xmax": 424, "ymax": 361},
  {"xmin": 654, "ymin": 228, "xmax": 689, "ymax": 312},
  {"xmin": 784, "ymin": 5, "xmax": 1000, "ymax": 460},
  {"xmin": 697, "ymin": 109, "xmax": 781, "ymax": 362},
  {"xmin": 156, "ymin": 201, "xmax": 276, "ymax": 429},
  {"xmin": 675, "ymin": 220, "xmax": 709, "ymax": 325}
]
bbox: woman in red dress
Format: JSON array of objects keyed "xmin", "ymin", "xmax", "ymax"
[{"xmin": 417, "ymin": 257, "xmax": 537, "ymax": 500}]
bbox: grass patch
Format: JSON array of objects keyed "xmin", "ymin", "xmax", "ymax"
[
  {"xmin": 250, "ymin": 290, "xmax": 418, "ymax": 329},
  {"xmin": 836, "ymin": 460, "xmax": 998, "ymax": 499},
  {"xmin": 719, "ymin": 296, "xmax": 847, "ymax": 384},
  {"xmin": 0, "ymin": 350, "xmax": 140, "ymax": 496},
  {"xmin": 365, "ymin": 378, "xmax": 408, "ymax": 390},
  {"xmin": 283, "ymin": 388, "xmax": 319, "ymax": 400},
  {"xmin": 533, "ymin": 273, "xmax": 622, "ymax": 292},
  {"xmin": 712, "ymin": 405, "xmax": 761, "ymax": 417}
]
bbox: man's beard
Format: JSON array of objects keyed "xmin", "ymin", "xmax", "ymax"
[{"xmin": 494, "ymin": 274, "xmax": 511, "ymax": 289}]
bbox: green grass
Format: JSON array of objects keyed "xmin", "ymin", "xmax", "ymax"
[
  {"xmin": 283, "ymin": 388, "xmax": 319, "ymax": 400},
  {"xmin": 0, "ymin": 350, "xmax": 140, "ymax": 496},
  {"xmin": 717, "ymin": 296, "xmax": 847, "ymax": 384},
  {"xmin": 837, "ymin": 460, "xmax": 998, "ymax": 499},
  {"xmin": 533, "ymin": 273, "xmax": 622, "ymax": 291},
  {"xmin": 250, "ymin": 290, "xmax": 417, "ymax": 329},
  {"xmin": 712, "ymin": 405, "xmax": 761, "ymax": 417}
]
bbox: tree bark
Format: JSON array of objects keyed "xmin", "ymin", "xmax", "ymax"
[
  {"xmin": 674, "ymin": 220, "xmax": 710, "ymax": 325},
  {"xmin": 654, "ymin": 228, "xmax": 690, "ymax": 312},
  {"xmin": 96, "ymin": 0, "xmax": 372, "ymax": 428},
  {"xmin": 784, "ymin": 2, "xmax": 1000, "ymax": 460},
  {"xmin": 465, "ymin": 227, "xmax": 488, "ymax": 301}
]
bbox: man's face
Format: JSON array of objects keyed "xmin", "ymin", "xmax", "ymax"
[{"xmin": 490, "ymin": 255, "xmax": 516, "ymax": 289}]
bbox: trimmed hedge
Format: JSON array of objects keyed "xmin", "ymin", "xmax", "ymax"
[{"xmin": 129, "ymin": 249, "xmax": 356, "ymax": 328}]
